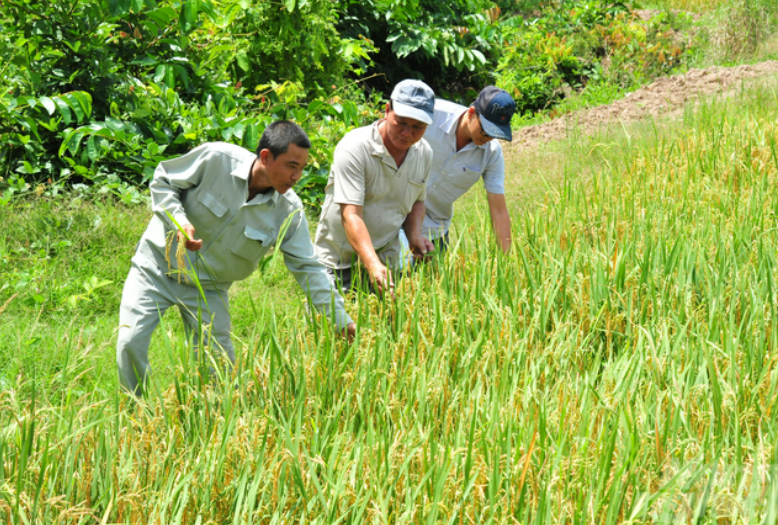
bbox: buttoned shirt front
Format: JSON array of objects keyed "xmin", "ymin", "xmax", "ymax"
[
  {"xmin": 422, "ymin": 99, "xmax": 506, "ymax": 239},
  {"xmin": 314, "ymin": 120, "xmax": 432, "ymax": 269},
  {"xmin": 137, "ymin": 142, "xmax": 351, "ymax": 328}
]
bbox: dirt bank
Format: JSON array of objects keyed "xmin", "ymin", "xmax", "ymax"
[{"xmin": 511, "ymin": 60, "xmax": 778, "ymax": 150}]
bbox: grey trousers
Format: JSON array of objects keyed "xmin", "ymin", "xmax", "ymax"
[{"xmin": 116, "ymin": 254, "xmax": 234, "ymax": 396}]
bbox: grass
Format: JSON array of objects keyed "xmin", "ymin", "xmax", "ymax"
[
  {"xmin": 3, "ymin": 73, "xmax": 778, "ymax": 522},
  {"xmin": 643, "ymin": 0, "xmax": 731, "ymax": 13}
]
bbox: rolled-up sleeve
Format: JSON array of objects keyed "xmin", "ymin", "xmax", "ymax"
[
  {"xmin": 149, "ymin": 144, "xmax": 213, "ymax": 229},
  {"xmin": 280, "ymin": 210, "xmax": 353, "ymax": 329},
  {"xmin": 332, "ymin": 141, "xmax": 367, "ymax": 206},
  {"xmin": 482, "ymin": 145, "xmax": 505, "ymax": 195}
]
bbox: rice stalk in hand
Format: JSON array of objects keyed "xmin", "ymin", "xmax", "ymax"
[
  {"xmin": 164, "ymin": 230, "xmax": 189, "ymax": 284},
  {"xmin": 164, "ymin": 211, "xmax": 193, "ymax": 284}
]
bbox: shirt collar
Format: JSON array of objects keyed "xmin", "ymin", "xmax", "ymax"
[
  {"xmin": 368, "ymin": 119, "xmax": 420, "ymax": 165},
  {"xmin": 249, "ymin": 189, "xmax": 280, "ymax": 206},
  {"xmin": 443, "ymin": 107, "xmax": 484, "ymax": 152},
  {"xmin": 441, "ymin": 106, "xmax": 466, "ymax": 136},
  {"xmin": 232, "ymin": 150, "xmax": 257, "ymax": 180},
  {"xmin": 368, "ymin": 119, "xmax": 392, "ymax": 158},
  {"xmin": 236, "ymin": 154, "xmax": 280, "ymax": 206}
]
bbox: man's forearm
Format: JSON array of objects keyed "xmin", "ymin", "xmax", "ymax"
[
  {"xmin": 492, "ymin": 214, "xmax": 511, "ymax": 253},
  {"xmin": 150, "ymin": 175, "xmax": 189, "ymax": 228},
  {"xmin": 342, "ymin": 211, "xmax": 381, "ymax": 268},
  {"xmin": 487, "ymin": 193, "xmax": 512, "ymax": 254},
  {"xmin": 402, "ymin": 201, "xmax": 426, "ymax": 240},
  {"xmin": 340, "ymin": 204, "xmax": 394, "ymax": 293},
  {"xmin": 149, "ymin": 147, "xmax": 207, "ymax": 227}
]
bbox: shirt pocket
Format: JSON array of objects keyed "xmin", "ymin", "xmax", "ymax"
[
  {"xmin": 189, "ymin": 190, "xmax": 229, "ymax": 233},
  {"xmin": 449, "ymin": 164, "xmax": 483, "ymax": 190},
  {"xmin": 231, "ymin": 225, "xmax": 275, "ymax": 262},
  {"xmin": 402, "ymin": 175, "xmax": 427, "ymax": 215}
]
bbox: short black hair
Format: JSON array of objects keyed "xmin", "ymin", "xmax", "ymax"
[{"xmin": 256, "ymin": 120, "xmax": 311, "ymax": 158}]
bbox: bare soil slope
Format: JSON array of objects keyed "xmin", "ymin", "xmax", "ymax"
[{"xmin": 512, "ymin": 60, "xmax": 778, "ymax": 150}]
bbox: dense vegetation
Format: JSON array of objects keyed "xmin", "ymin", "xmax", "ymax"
[{"xmin": 3, "ymin": 0, "xmax": 774, "ymax": 203}]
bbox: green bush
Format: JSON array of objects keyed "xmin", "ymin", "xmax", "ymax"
[
  {"xmin": 0, "ymin": 0, "xmax": 382, "ymax": 205},
  {"xmin": 337, "ymin": 0, "xmax": 500, "ymax": 97},
  {"xmin": 0, "ymin": 0, "xmax": 232, "ymax": 182},
  {"xmin": 496, "ymin": 0, "xmax": 692, "ymax": 113},
  {"xmin": 223, "ymin": 0, "xmax": 375, "ymax": 99}
]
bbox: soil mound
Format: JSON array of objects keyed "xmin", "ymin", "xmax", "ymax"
[{"xmin": 512, "ymin": 60, "xmax": 778, "ymax": 150}]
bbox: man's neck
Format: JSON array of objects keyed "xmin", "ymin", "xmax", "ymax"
[
  {"xmin": 378, "ymin": 120, "xmax": 409, "ymax": 167},
  {"xmin": 455, "ymin": 112, "xmax": 473, "ymax": 152},
  {"xmin": 248, "ymin": 158, "xmax": 272, "ymax": 201}
]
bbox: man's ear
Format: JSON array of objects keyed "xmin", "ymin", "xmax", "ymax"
[{"xmin": 259, "ymin": 148, "xmax": 272, "ymax": 164}]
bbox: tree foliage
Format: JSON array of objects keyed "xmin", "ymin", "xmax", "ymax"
[
  {"xmin": 497, "ymin": 0, "xmax": 692, "ymax": 113},
  {"xmin": 0, "ymin": 0, "xmax": 380, "ymax": 208},
  {"xmin": 223, "ymin": 0, "xmax": 375, "ymax": 98},
  {"xmin": 0, "ymin": 0, "xmax": 739, "ymax": 206},
  {"xmin": 337, "ymin": 0, "xmax": 502, "ymax": 96}
]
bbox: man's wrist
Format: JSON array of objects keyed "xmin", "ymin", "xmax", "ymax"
[{"xmin": 364, "ymin": 259, "xmax": 383, "ymax": 272}]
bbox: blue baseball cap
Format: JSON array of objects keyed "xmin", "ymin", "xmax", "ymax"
[
  {"xmin": 390, "ymin": 79, "xmax": 435, "ymax": 125},
  {"xmin": 474, "ymin": 86, "xmax": 516, "ymax": 141}
]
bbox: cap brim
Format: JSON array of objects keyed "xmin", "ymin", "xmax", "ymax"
[
  {"xmin": 392, "ymin": 101, "xmax": 434, "ymax": 125},
  {"xmin": 480, "ymin": 116, "xmax": 513, "ymax": 141}
]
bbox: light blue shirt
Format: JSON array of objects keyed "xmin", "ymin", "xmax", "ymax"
[{"xmin": 422, "ymin": 99, "xmax": 506, "ymax": 239}]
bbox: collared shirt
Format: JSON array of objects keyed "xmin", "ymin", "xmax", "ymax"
[
  {"xmin": 137, "ymin": 142, "xmax": 352, "ymax": 329},
  {"xmin": 422, "ymin": 99, "xmax": 506, "ymax": 239},
  {"xmin": 314, "ymin": 120, "xmax": 432, "ymax": 269}
]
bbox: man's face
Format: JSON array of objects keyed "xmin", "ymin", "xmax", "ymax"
[
  {"xmin": 260, "ymin": 143, "xmax": 309, "ymax": 194},
  {"xmin": 467, "ymin": 110, "xmax": 495, "ymax": 147},
  {"xmin": 383, "ymin": 105, "xmax": 428, "ymax": 151}
]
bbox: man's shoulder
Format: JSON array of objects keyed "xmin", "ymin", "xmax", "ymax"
[
  {"xmin": 333, "ymin": 123, "xmax": 378, "ymax": 166},
  {"xmin": 199, "ymin": 141, "xmax": 255, "ymax": 161},
  {"xmin": 336, "ymin": 124, "xmax": 375, "ymax": 149},
  {"xmin": 484, "ymin": 139, "xmax": 504, "ymax": 158},
  {"xmin": 279, "ymin": 189, "xmax": 304, "ymax": 211},
  {"xmin": 434, "ymin": 98, "xmax": 466, "ymax": 116},
  {"xmin": 415, "ymin": 137, "xmax": 433, "ymax": 159},
  {"xmin": 428, "ymin": 99, "xmax": 465, "ymax": 142}
]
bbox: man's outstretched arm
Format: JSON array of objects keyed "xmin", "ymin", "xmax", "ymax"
[
  {"xmin": 279, "ymin": 210, "xmax": 356, "ymax": 340},
  {"xmin": 487, "ymin": 192, "xmax": 511, "ymax": 254},
  {"xmin": 402, "ymin": 201, "xmax": 434, "ymax": 259},
  {"xmin": 341, "ymin": 203, "xmax": 394, "ymax": 295}
]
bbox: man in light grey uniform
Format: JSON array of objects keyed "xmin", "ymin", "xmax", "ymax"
[
  {"xmin": 117, "ymin": 121, "xmax": 355, "ymax": 396},
  {"xmin": 315, "ymin": 80, "xmax": 435, "ymax": 295},
  {"xmin": 422, "ymin": 86, "xmax": 516, "ymax": 253}
]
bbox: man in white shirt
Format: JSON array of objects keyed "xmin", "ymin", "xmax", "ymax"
[
  {"xmin": 315, "ymin": 80, "xmax": 436, "ymax": 295},
  {"xmin": 422, "ymin": 86, "xmax": 516, "ymax": 254},
  {"xmin": 117, "ymin": 121, "xmax": 355, "ymax": 396}
]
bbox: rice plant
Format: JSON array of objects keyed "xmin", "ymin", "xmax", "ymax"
[{"xmin": 2, "ymin": 82, "xmax": 778, "ymax": 523}]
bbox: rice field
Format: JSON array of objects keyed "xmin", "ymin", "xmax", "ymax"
[{"xmin": 2, "ymin": 82, "xmax": 778, "ymax": 523}]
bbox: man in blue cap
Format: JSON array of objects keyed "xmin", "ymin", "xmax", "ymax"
[
  {"xmin": 315, "ymin": 79, "xmax": 436, "ymax": 295},
  {"xmin": 420, "ymin": 86, "xmax": 516, "ymax": 254}
]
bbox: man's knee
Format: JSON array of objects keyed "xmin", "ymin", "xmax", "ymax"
[
  {"xmin": 116, "ymin": 327, "xmax": 149, "ymax": 395},
  {"xmin": 182, "ymin": 307, "xmax": 234, "ymax": 361}
]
